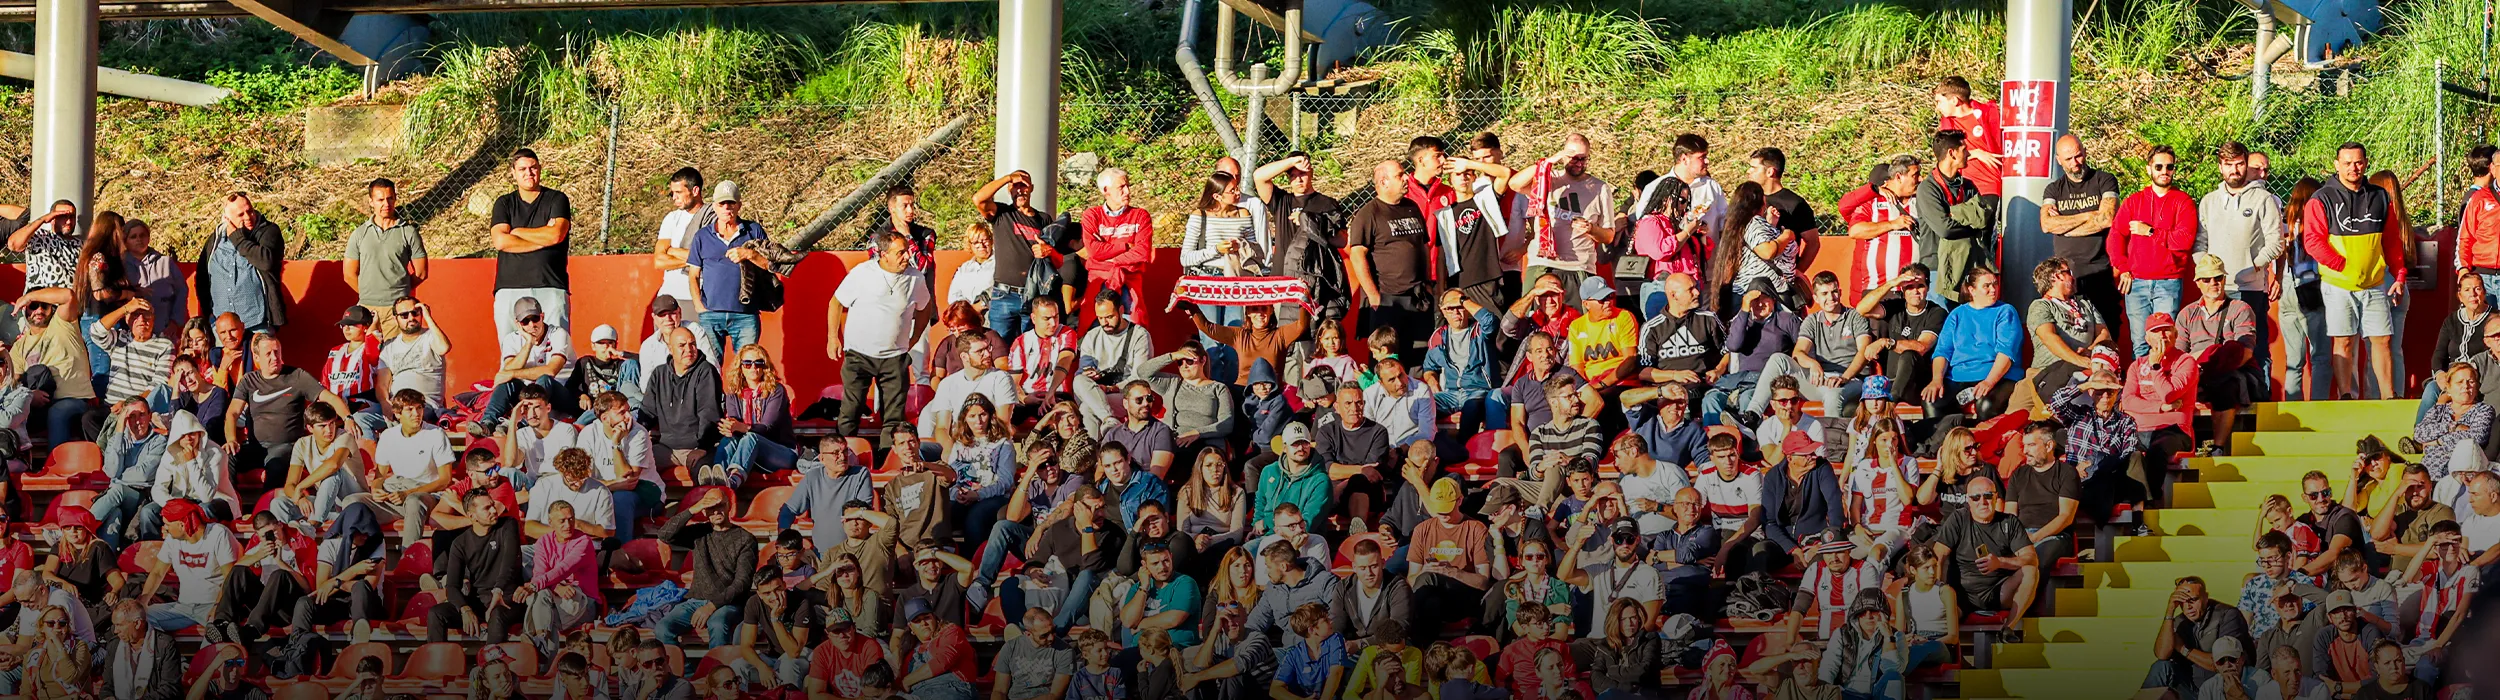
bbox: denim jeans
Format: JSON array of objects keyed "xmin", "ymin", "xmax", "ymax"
[
  {"xmin": 266, "ymin": 467, "xmax": 367, "ymax": 527},
  {"xmin": 2125, "ymin": 277, "xmax": 2183, "ymax": 357},
  {"xmin": 40, "ymin": 397, "xmax": 87, "ymax": 447},
  {"xmin": 657, "ymin": 602, "xmax": 741, "ymax": 646},
  {"xmin": 987, "ymin": 288, "xmax": 1031, "ymax": 339},
  {"xmin": 148, "ymin": 602, "xmax": 213, "ymax": 631},
  {"xmin": 714, "ymin": 432, "xmax": 797, "ymax": 488},
  {"xmin": 975, "ymin": 520, "xmax": 1036, "ymax": 584},
  {"xmin": 2279, "ymin": 273, "xmax": 2329, "ymax": 401},
  {"xmin": 701, "ymin": 311, "xmax": 761, "ymax": 355},
  {"xmin": 1701, "ymin": 371, "xmax": 1762, "ymax": 427},
  {"xmin": 89, "ymin": 484, "xmax": 149, "ymax": 548},
  {"xmin": 998, "ymin": 567, "xmax": 1103, "ymax": 630},
  {"xmin": 476, "ymin": 376, "xmax": 566, "ymax": 431},
  {"xmin": 1196, "ymin": 304, "xmax": 1243, "ymax": 384},
  {"xmin": 608, "ymin": 482, "xmax": 660, "ymax": 544}
]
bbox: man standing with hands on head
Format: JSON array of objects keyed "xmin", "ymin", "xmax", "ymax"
[
  {"xmin": 973, "ymin": 170, "xmax": 1057, "ymax": 339},
  {"xmin": 489, "ymin": 148, "xmax": 574, "ymax": 355},
  {"xmin": 2038, "ymin": 135, "xmax": 2123, "ymax": 332},
  {"xmin": 343, "ymin": 178, "xmax": 427, "ymax": 339}
]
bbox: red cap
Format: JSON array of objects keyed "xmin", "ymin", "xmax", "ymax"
[
  {"xmin": 2143, "ymin": 312, "xmax": 2177, "ymax": 334},
  {"xmin": 1781, "ymin": 429, "xmax": 1825, "ymax": 458}
]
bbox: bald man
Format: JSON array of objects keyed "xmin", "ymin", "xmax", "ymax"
[
  {"xmin": 2039, "ymin": 134, "xmax": 2124, "ymax": 334},
  {"xmin": 1349, "ymin": 159, "xmax": 1436, "ymax": 364},
  {"xmin": 644, "ymin": 326, "xmax": 724, "ymax": 475},
  {"xmin": 1634, "ymin": 273, "xmax": 1727, "ymax": 395}
]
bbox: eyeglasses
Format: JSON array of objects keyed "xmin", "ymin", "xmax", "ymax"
[
  {"xmin": 396, "ymin": 310, "xmax": 422, "ymax": 318},
  {"xmin": 1521, "ymin": 553, "xmax": 1548, "ymax": 561},
  {"xmin": 741, "ymin": 359, "xmax": 769, "ymax": 368},
  {"xmin": 39, "ymin": 619, "xmax": 64, "ymax": 628}
]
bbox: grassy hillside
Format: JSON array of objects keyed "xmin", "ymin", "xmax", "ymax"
[{"xmin": 0, "ymin": 0, "xmax": 2477, "ymax": 260}]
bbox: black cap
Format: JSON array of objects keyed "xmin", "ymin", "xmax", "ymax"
[
  {"xmin": 338, "ymin": 306, "xmax": 374, "ymax": 327},
  {"xmin": 650, "ymin": 295, "xmax": 683, "ymax": 315}
]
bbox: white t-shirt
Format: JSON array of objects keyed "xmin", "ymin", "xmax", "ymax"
[
  {"xmin": 2461, "ymin": 505, "xmax": 2500, "ymax": 555},
  {"xmin": 580, "ymin": 419, "xmax": 663, "ymax": 487},
  {"xmin": 833, "ymin": 262, "xmax": 932, "ymax": 359},
  {"xmin": 1582, "ymin": 562, "xmax": 1664, "ymax": 637},
  {"xmin": 656, "ymin": 208, "xmax": 700, "ymax": 304},
  {"xmin": 1618, "ymin": 464, "xmax": 1690, "ymax": 534},
  {"xmin": 157, "ymin": 524, "xmax": 239, "ymax": 604},
  {"xmin": 375, "ymin": 426, "xmax": 456, "ymax": 483},
  {"xmin": 378, "ymin": 328, "xmax": 450, "ymax": 408},
  {"xmin": 502, "ymin": 327, "xmax": 575, "ymax": 381},
  {"xmin": 526, "ymin": 475, "xmax": 618, "ymax": 530},
  {"xmin": 948, "ymin": 256, "xmax": 996, "ymax": 306},
  {"xmin": 1697, "ymin": 465, "xmax": 1761, "ymax": 533},
  {"xmin": 920, "ymin": 369, "xmax": 1020, "ymax": 437},
  {"xmin": 12, "ymin": 587, "xmax": 93, "ymax": 642},
  {"xmin": 513, "ymin": 421, "xmax": 582, "ymax": 477}
]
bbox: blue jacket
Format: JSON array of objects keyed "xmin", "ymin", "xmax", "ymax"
[
  {"xmin": 1422, "ymin": 309, "xmax": 1502, "ymax": 395},
  {"xmin": 1244, "ymin": 359, "xmax": 1292, "ymax": 448},
  {"xmin": 1757, "ymin": 460, "xmax": 1847, "ymax": 552},
  {"xmin": 101, "ymin": 426, "xmax": 168, "ymax": 490},
  {"xmin": 1934, "ymin": 301, "xmax": 2027, "ymax": 383}
]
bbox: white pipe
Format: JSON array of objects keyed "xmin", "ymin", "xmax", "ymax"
[{"xmin": 0, "ymin": 50, "xmax": 229, "ymax": 106}]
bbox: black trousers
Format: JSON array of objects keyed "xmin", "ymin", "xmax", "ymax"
[
  {"xmin": 428, "ymin": 591, "xmax": 522, "ymax": 643},
  {"xmin": 1414, "ymin": 578, "xmax": 1485, "ymax": 638},
  {"xmin": 1360, "ymin": 289, "xmax": 1438, "ymax": 366},
  {"xmin": 836, "ymin": 351, "xmax": 910, "ymax": 450},
  {"xmin": 297, "ymin": 580, "xmax": 385, "ymax": 629},
  {"xmin": 214, "ymin": 568, "xmax": 305, "ymax": 640}
]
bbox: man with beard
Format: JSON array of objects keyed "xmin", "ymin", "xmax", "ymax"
[
  {"xmin": 1509, "ymin": 134, "xmax": 1616, "ymax": 291},
  {"xmin": 973, "ymin": 170, "xmax": 1059, "ymax": 338},
  {"xmin": 2142, "ymin": 576, "xmax": 2252, "ymax": 698},
  {"xmin": 2039, "ymin": 135, "xmax": 2123, "ymax": 328}
]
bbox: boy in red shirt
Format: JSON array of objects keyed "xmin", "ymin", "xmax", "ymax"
[{"xmin": 1932, "ymin": 76, "xmax": 2004, "ymax": 198}]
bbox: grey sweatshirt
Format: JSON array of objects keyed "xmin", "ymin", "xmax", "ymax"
[{"xmin": 1133, "ymin": 352, "xmax": 1238, "ymax": 438}]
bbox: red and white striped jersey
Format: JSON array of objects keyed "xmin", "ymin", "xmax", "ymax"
[
  {"xmin": 2416, "ymin": 560, "xmax": 2479, "ymax": 640},
  {"xmin": 323, "ymin": 335, "xmax": 381, "ymax": 397},
  {"xmin": 1697, "ymin": 463, "xmax": 1762, "ymax": 533},
  {"xmin": 1841, "ymin": 185, "xmax": 1918, "ymax": 293},
  {"xmin": 1007, "ymin": 326, "xmax": 1079, "ymax": 397},
  {"xmin": 1803, "ymin": 556, "xmax": 1882, "ymax": 633},
  {"xmin": 1849, "ymin": 460, "xmax": 1917, "ymax": 530}
]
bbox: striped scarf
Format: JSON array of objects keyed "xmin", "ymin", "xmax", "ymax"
[{"xmin": 1174, "ymin": 275, "xmax": 1311, "ymax": 308}]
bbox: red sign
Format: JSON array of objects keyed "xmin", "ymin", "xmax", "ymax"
[
  {"xmin": 2002, "ymin": 130, "xmax": 2054, "ymax": 179},
  {"xmin": 2000, "ymin": 80, "xmax": 2059, "ymax": 129}
]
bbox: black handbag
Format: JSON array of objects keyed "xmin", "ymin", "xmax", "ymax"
[{"xmin": 738, "ymin": 240, "xmax": 805, "ymax": 312}]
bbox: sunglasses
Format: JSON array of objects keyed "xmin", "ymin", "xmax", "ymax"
[
  {"xmin": 518, "ymin": 316, "xmax": 545, "ymax": 325},
  {"xmin": 1177, "ymin": 358, "xmax": 1201, "ymax": 365},
  {"xmin": 741, "ymin": 359, "xmax": 769, "ymax": 368},
  {"xmin": 2307, "ymin": 488, "xmax": 2334, "ymax": 501},
  {"xmin": 1775, "ymin": 396, "xmax": 1805, "ymax": 404},
  {"xmin": 1968, "ymin": 493, "xmax": 2000, "ymax": 502},
  {"xmin": 2150, "ymin": 163, "xmax": 2176, "ymax": 171},
  {"xmin": 396, "ymin": 310, "xmax": 422, "ymax": 318},
  {"xmin": 1441, "ymin": 305, "xmax": 1467, "ymax": 313},
  {"xmin": 40, "ymin": 619, "xmax": 64, "ymax": 628}
]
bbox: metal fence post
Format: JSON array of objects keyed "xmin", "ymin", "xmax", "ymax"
[
  {"xmin": 2437, "ymin": 60, "xmax": 2447, "ymax": 219},
  {"xmin": 597, "ymin": 101, "xmax": 621, "ymax": 253}
]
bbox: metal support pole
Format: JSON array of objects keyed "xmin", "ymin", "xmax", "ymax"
[
  {"xmin": 2436, "ymin": 59, "xmax": 2447, "ymax": 219},
  {"xmin": 1244, "ymin": 63, "xmax": 1268, "ymax": 174},
  {"xmin": 2253, "ymin": 3, "xmax": 2274, "ymax": 124},
  {"xmin": 1997, "ymin": 0, "xmax": 2074, "ymax": 308},
  {"xmin": 30, "ymin": 0, "xmax": 95, "ymax": 223},
  {"xmin": 598, "ymin": 101, "xmax": 620, "ymax": 252},
  {"xmin": 996, "ymin": 0, "xmax": 1063, "ymax": 208}
]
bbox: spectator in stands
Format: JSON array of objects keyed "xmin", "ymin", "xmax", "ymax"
[
  {"xmin": 895, "ymin": 596, "xmax": 977, "ymax": 700},
  {"xmin": 1841, "ymin": 155, "xmax": 1924, "ymax": 298},
  {"xmin": 1706, "ymin": 279, "xmax": 1799, "ymax": 427},
  {"xmin": 343, "ymin": 178, "xmax": 426, "ymax": 338},
  {"xmin": 183, "ymin": 645, "xmax": 261, "ymax": 700},
  {"xmin": 1559, "ymin": 517, "xmax": 1667, "ymax": 631},
  {"xmin": 804, "ymin": 612, "xmax": 886, "ymax": 700},
  {"xmin": 1348, "ymin": 160, "xmax": 1435, "ymax": 364},
  {"xmin": 2416, "ymin": 364, "xmax": 2490, "ymax": 478},
  {"xmin": 894, "ymin": 546, "xmax": 973, "ymax": 634},
  {"xmin": 648, "ymin": 326, "xmax": 725, "ymax": 478},
  {"xmin": 973, "ymin": 170, "xmax": 1056, "ymax": 338},
  {"xmin": 778, "ymin": 434, "xmax": 871, "ymax": 554},
  {"xmin": 1118, "ymin": 537, "xmax": 1201, "ymax": 647},
  {"xmin": 194, "ymin": 193, "xmax": 287, "ymax": 333},
  {"xmin": 525, "ymin": 448, "xmax": 615, "ymax": 539},
  {"xmin": 2426, "ymin": 281, "xmax": 2500, "ymax": 420},
  {"xmin": 2297, "ymin": 471, "xmax": 2374, "ymax": 577},
  {"xmin": 1759, "ymin": 430, "xmax": 1845, "ymax": 570},
  {"xmin": 372, "ymin": 298, "xmax": 449, "ymax": 419},
  {"xmin": 2310, "ymin": 591, "xmax": 2386, "ymax": 696},
  {"xmin": 2198, "ymin": 140, "xmax": 2283, "ymax": 368},
  {"xmin": 2110, "ymin": 145, "xmax": 2199, "ymax": 357},
  {"xmin": 267, "ymin": 402, "xmax": 360, "ymax": 529},
  {"xmin": 5, "ymin": 197, "xmax": 84, "ymax": 318},
  {"xmin": 2173, "ymin": 254, "xmax": 2261, "ymax": 458},
  {"xmin": 427, "ymin": 489, "xmax": 523, "ymax": 643},
  {"xmin": 637, "ymin": 296, "xmax": 716, "ymax": 396},
  {"xmin": 1931, "ymin": 475, "xmax": 2037, "ymax": 643},
  {"xmin": 2006, "ymin": 422, "xmax": 2083, "ymax": 600},
  {"xmin": 14, "ymin": 287, "xmax": 93, "ymax": 447},
  {"xmin": 1092, "ymin": 442, "xmax": 1168, "ymax": 530},
  {"xmin": 830, "ymin": 229, "xmax": 933, "ymax": 449},
  {"xmin": 1509, "ymin": 134, "xmax": 1615, "ymax": 294},
  {"xmin": 98, "ymin": 600, "xmax": 178, "ymax": 700},
  {"xmin": 710, "ymin": 344, "xmax": 795, "ymax": 488},
  {"xmin": 568, "ymin": 324, "xmax": 638, "ymax": 413},
  {"xmin": 1004, "ymin": 297, "xmax": 1079, "ymax": 415},
  {"xmin": 2372, "ymin": 464, "xmax": 2451, "ymax": 562},
  {"xmin": 1693, "ymin": 433, "xmax": 1767, "ymax": 576},
  {"xmin": 1079, "ymin": 168, "xmax": 1153, "ymax": 324},
  {"xmin": 1274, "ymin": 602, "xmax": 1349, "ymax": 700},
  {"xmin": 138, "ymin": 498, "xmax": 234, "ymax": 631},
  {"xmin": 468, "ymin": 296, "xmax": 571, "ymax": 435},
  {"xmin": 203, "ymin": 314, "xmax": 246, "ymax": 390},
  {"xmin": 1633, "ymin": 273, "xmax": 1724, "ymax": 403},
  {"xmin": 1500, "ymin": 274, "xmax": 1579, "ymax": 381},
  {"xmin": 488, "ymin": 148, "xmax": 574, "ymax": 352},
  {"xmin": 1917, "ymin": 131, "xmax": 1988, "ymax": 303},
  {"xmin": 992, "ymin": 607, "xmax": 1073, "ymax": 700},
  {"xmin": 658, "ymin": 487, "xmax": 755, "ymax": 646},
  {"xmin": 366, "ymin": 388, "xmax": 454, "ymax": 549},
  {"xmin": 1565, "ymin": 277, "xmax": 1638, "ymax": 386},
  {"xmin": 1752, "ymin": 271, "xmax": 1868, "ymax": 416},
  {"xmin": 1928, "ymin": 266, "xmax": 2022, "ymax": 420},
  {"xmin": 227, "ymin": 334, "xmax": 350, "ymax": 487},
  {"xmin": 1138, "ymin": 344, "xmax": 1236, "ymax": 460},
  {"xmin": 116, "ymin": 218, "xmax": 184, "ymax": 335},
  {"xmin": 727, "ymin": 564, "xmax": 817, "ymax": 690},
  {"xmin": 210, "ymin": 511, "xmax": 313, "ymax": 641},
  {"xmin": 924, "ymin": 331, "xmax": 1016, "ymax": 440},
  {"xmin": 147, "ymin": 354, "xmax": 222, "ymax": 448},
  {"xmin": 2143, "ymin": 576, "xmax": 2251, "ymax": 698},
  {"xmin": 90, "ymin": 400, "xmax": 164, "ymax": 547},
  {"xmin": 91, "ymin": 298, "xmax": 173, "ymax": 406},
  {"xmin": 519, "ymin": 499, "xmax": 596, "ymax": 642},
  {"xmin": 2305, "ymin": 143, "xmax": 2407, "ymax": 400},
  {"xmin": 1852, "ymin": 266, "xmax": 1942, "ymax": 413},
  {"xmin": 1713, "ymin": 180, "xmax": 1800, "ymax": 310},
  {"xmin": 134, "ymin": 412, "xmax": 237, "ymax": 542},
  {"xmin": 1500, "ymin": 329, "xmax": 1598, "ymax": 462},
  {"xmin": 1493, "ymin": 604, "xmax": 1576, "ymax": 699},
  {"xmin": 683, "ymin": 180, "xmax": 770, "ymax": 352},
  {"xmin": 942, "ymin": 395, "xmax": 1017, "ymax": 543},
  {"xmin": 493, "ymin": 384, "xmax": 571, "ymax": 488},
  {"xmin": 2040, "ymin": 135, "xmax": 2123, "ymax": 331},
  {"xmin": 869, "ymin": 185, "xmax": 937, "ymax": 288},
  {"xmin": 2025, "ymin": 256, "xmax": 2107, "ymax": 403},
  {"xmin": 1329, "ymin": 535, "xmax": 1413, "ymax": 650},
  {"xmin": 1366, "ymin": 357, "xmax": 1434, "ymax": 448}
]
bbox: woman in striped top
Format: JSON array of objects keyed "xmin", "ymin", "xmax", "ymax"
[{"xmin": 1182, "ymin": 171, "xmax": 1271, "ymax": 380}]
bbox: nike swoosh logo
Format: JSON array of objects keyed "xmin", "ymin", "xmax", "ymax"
[{"xmin": 251, "ymin": 390, "xmax": 292, "ymax": 402}]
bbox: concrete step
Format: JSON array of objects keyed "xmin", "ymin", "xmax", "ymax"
[
  {"xmin": 1993, "ymin": 667, "xmax": 2159, "ymax": 698},
  {"xmin": 2052, "ymin": 586, "xmax": 2239, "ymax": 617},
  {"xmin": 2195, "ymin": 481, "xmax": 2327, "ymax": 509},
  {"xmin": 1988, "ymin": 641, "xmax": 2160, "ymax": 671},
  {"xmin": 2101, "ymin": 535, "xmax": 2266, "ymax": 563},
  {"xmin": 2075, "ymin": 561, "xmax": 2256, "ymax": 591},
  {"xmin": 2183, "ymin": 455, "xmax": 2372, "ymax": 483},
  {"xmin": 2030, "ymin": 615, "xmax": 2163, "ymax": 644},
  {"xmin": 2251, "ymin": 400, "xmax": 2420, "ymax": 432},
  {"xmin": 2143, "ymin": 508, "xmax": 2264, "ymax": 537},
  {"xmin": 2233, "ymin": 430, "xmax": 2414, "ymax": 457}
]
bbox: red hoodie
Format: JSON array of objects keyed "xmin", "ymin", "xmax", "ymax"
[
  {"xmin": 1081, "ymin": 205, "xmax": 1154, "ymax": 290},
  {"xmin": 2106, "ymin": 187, "xmax": 2197, "ymax": 280}
]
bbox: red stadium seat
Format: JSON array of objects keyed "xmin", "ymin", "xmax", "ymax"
[
  {"xmin": 387, "ymin": 541, "xmax": 434, "ymax": 590},
  {"xmin": 22, "ymin": 441, "xmax": 103, "ymax": 491},
  {"xmin": 402, "ymin": 642, "xmax": 468, "ymax": 680},
  {"xmin": 738, "ymin": 485, "xmax": 794, "ymax": 536},
  {"xmin": 329, "ymin": 642, "xmax": 396, "ymax": 678},
  {"xmin": 120, "ymin": 541, "xmax": 161, "ymax": 575},
  {"xmin": 608, "ymin": 538, "xmax": 677, "ymax": 589},
  {"xmin": 276, "ymin": 680, "xmax": 331, "ymax": 700}
]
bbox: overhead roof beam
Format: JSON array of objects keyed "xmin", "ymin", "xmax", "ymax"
[{"xmin": 223, "ymin": 0, "xmax": 373, "ymax": 64}]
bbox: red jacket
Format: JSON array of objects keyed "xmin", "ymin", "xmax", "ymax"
[
  {"xmin": 1080, "ymin": 205, "xmax": 1155, "ymax": 289},
  {"xmin": 2461, "ymin": 187, "xmax": 2500, "ymax": 271},
  {"xmin": 2106, "ymin": 188, "xmax": 2198, "ymax": 280}
]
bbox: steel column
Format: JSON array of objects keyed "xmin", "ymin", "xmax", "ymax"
[
  {"xmin": 1997, "ymin": 0, "xmax": 2073, "ymax": 308},
  {"xmin": 30, "ymin": 0, "xmax": 95, "ymax": 221},
  {"xmin": 995, "ymin": 0, "xmax": 1062, "ymax": 208}
]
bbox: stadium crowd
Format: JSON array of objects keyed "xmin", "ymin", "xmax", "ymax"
[{"xmin": 0, "ymin": 74, "xmax": 2484, "ymax": 700}]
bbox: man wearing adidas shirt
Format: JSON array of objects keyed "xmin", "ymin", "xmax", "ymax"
[
  {"xmin": 1841, "ymin": 155, "xmax": 1924, "ymax": 295},
  {"xmin": 1634, "ymin": 273, "xmax": 1724, "ymax": 400}
]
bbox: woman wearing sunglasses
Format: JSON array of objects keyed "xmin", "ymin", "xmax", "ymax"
[{"xmin": 710, "ymin": 344, "xmax": 795, "ymax": 489}]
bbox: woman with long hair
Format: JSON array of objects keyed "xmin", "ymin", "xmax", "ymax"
[
  {"xmin": 1181, "ymin": 171, "xmax": 1272, "ymax": 359},
  {"xmin": 2281, "ymin": 177, "xmax": 2328, "ymax": 401},
  {"xmin": 1916, "ymin": 426, "xmax": 1983, "ymax": 522},
  {"xmin": 14, "ymin": 606, "xmax": 88, "ymax": 697},
  {"xmin": 945, "ymin": 394, "xmax": 1015, "ymax": 545},
  {"xmin": 76, "ymin": 212, "xmax": 130, "ymax": 386},
  {"xmin": 40, "ymin": 509, "xmax": 120, "ymax": 628},
  {"xmin": 820, "ymin": 554, "xmax": 884, "ymax": 638},
  {"xmin": 1585, "ymin": 599, "xmax": 1658, "ymax": 699},
  {"xmin": 1175, "ymin": 445, "xmax": 1247, "ymax": 581},
  {"xmin": 118, "ymin": 218, "xmax": 185, "ymax": 332},
  {"xmin": 2367, "ymin": 169, "xmax": 2416, "ymax": 399},
  {"xmin": 1709, "ymin": 181, "xmax": 1786, "ymax": 314},
  {"xmin": 1493, "ymin": 539, "xmax": 1574, "ymax": 640},
  {"xmin": 1199, "ymin": 548, "xmax": 1262, "ymax": 641},
  {"xmin": 712, "ymin": 344, "xmax": 795, "ymax": 488}
]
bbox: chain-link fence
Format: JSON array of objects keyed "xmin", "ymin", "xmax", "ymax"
[{"xmin": 17, "ymin": 62, "xmax": 2492, "ymax": 265}]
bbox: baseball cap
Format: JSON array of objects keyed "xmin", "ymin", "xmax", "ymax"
[
  {"xmin": 901, "ymin": 597, "xmax": 935, "ymax": 622},
  {"xmin": 1281, "ymin": 422, "xmax": 1314, "ymax": 446},
  {"xmin": 2211, "ymin": 636, "xmax": 2245, "ymax": 662},
  {"xmin": 1781, "ymin": 429, "xmax": 1825, "ymax": 459},
  {"xmin": 825, "ymin": 607, "xmax": 856, "ymax": 629},
  {"xmin": 2193, "ymin": 252, "xmax": 2228, "ymax": 280},
  {"xmin": 1479, "ymin": 484, "xmax": 1523, "ymax": 515},
  {"xmin": 1578, "ymin": 277, "xmax": 1616, "ymax": 301},
  {"xmin": 338, "ymin": 306, "xmax": 374, "ymax": 327},
  {"xmin": 1862, "ymin": 375, "xmax": 1892, "ymax": 401},
  {"xmin": 591, "ymin": 324, "xmax": 619, "ymax": 344},
  {"xmin": 2325, "ymin": 590, "xmax": 2358, "ymax": 613},
  {"xmin": 1425, "ymin": 478, "xmax": 1461, "ymax": 515},
  {"xmin": 511, "ymin": 296, "xmax": 545, "ymax": 321},
  {"xmin": 712, "ymin": 180, "xmax": 743, "ymax": 204},
  {"xmin": 2451, "ymin": 443, "xmax": 2489, "ymax": 474},
  {"xmin": 650, "ymin": 295, "xmax": 683, "ymax": 315},
  {"xmin": 2143, "ymin": 312, "xmax": 2177, "ymax": 334}
]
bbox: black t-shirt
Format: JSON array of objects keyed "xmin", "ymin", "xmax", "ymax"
[
  {"xmin": 1873, "ymin": 299, "xmax": 1947, "ymax": 354},
  {"xmin": 1349, "ymin": 198, "xmax": 1431, "ymax": 297},
  {"xmin": 1034, "ymin": 518, "xmax": 1125, "ymax": 574},
  {"xmin": 895, "ymin": 577, "xmax": 966, "ymax": 627},
  {"xmin": 236, "ymin": 367, "xmax": 324, "ymax": 444},
  {"xmin": 990, "ymin": 208, "xmax": 1052, "ymax": 287},
  {"xmin": 1269, "ymin": 191, "xmax": 1346, "ymax": 267},
  {"xmin": 1936, "ymin": 511, "xmax": 2029, "ymax": 589},
  {"xmin": 1766, "ymin": 188, "xmax": 1817, "ymax": 236},
  {"xmin": 2354, "ymin": 682, "xmax": 2435, "ymax": 700},
  {"xmin": 490, "ymin": 188, "xmax": 574, "ymax": 290},
  {"xmin": 2006, "ymin": 463, "xmax": 2083, "ymax": 531},
  {"xmin": 1448, "ymin": 195, "xmax": 1505, "ymax": 289},
  {"xmin": 1639, "ymin": 310, "xmax": 1726, "ymax": 375},
  {"xmin": 741, "ymin": 600, "xmax": 824, "ymax": 657},
  {"xmin": 2299, "ymin": 505, "xmax": 2372, "ymax": 557},
  {"xmin": 2041, "ymin": 168, "xmax": 2120, "ymax": 276}
]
